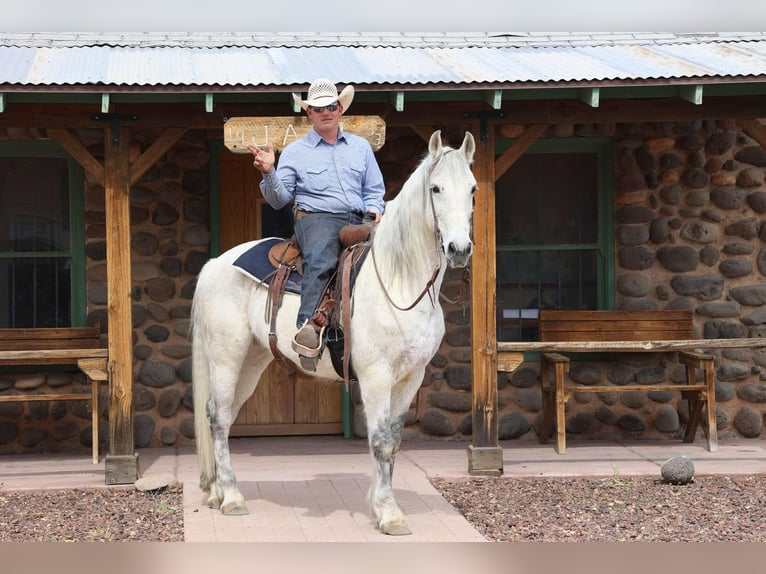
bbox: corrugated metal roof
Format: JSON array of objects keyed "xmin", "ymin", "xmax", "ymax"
[{"xmin": 2, "ymin": 33, "xmax": 766, "ymax": 91}]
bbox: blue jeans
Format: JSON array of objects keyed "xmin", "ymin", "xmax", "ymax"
[{"xmin": 294, "ymin": 211, "xmax": 363, "ymax": 328}]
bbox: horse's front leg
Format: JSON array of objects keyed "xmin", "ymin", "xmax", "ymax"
[
  {"xmin": 363, "ymin": 372, "xmax": 423, "ymax": 535},
  {"xmin": 367, "ymin": 414, "xmax": 410, "ymax": 535}
]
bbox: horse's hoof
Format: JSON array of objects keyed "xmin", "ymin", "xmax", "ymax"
[
  {"xmin": 380, "ymin": 521, "xmax": 412, "ymax": 536},
  {"xmin": 221, "ymin": 501, "xmax": 250, "ymax": 516},
  {"xmin": 206, "ymin": 496, "xmax": 222, "ymax": 510}
]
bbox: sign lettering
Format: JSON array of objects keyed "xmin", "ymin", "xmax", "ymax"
[{"xmin": 224, "ymin": 116, "xmax": 387, "ymax": 153}]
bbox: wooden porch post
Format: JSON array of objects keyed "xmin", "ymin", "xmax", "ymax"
[
  {"xmin": 104, "ymin": 125, "xmax": 139, "ymax": 484},
  {"xmin": 467, "ymin": 130, "xmax": 503, "ymax": 476}
]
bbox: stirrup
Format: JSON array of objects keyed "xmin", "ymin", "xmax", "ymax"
[
  {"xmin": 291, "ymin": 321, "xmax": 324, "ymax": 358},
  {"xmin": 298, "ymin": 354, "xmax": 319, "ymax": 372}
]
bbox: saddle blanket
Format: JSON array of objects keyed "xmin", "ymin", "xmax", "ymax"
[{"xmin": 232, "ymin": 238, "xmax": 302, "ymax": 293}]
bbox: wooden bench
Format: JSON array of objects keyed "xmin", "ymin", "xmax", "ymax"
[
  {"xmin": 496, "ymin": 310, "xmax": 766, "ymax": 455},
  {"xmin": 0, "ymin": 326, "xmax": 108, "ymax": 463}
]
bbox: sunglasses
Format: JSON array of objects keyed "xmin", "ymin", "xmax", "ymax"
[{"xmin": 309, "ymin": 102, "xmax": 340, "ymax": 113}]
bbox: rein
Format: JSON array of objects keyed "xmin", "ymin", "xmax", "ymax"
[{"xmin": 370, "ymin": 149, "xmax": 454, "ymax": 312}]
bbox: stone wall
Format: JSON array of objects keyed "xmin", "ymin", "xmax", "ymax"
[
  {"xmin": 1, "ymin": 121, "xmax": 765, "ymax": 456},
  {"xmin": 410, "ymin": 120, "xmax": 766, "ymax": 445}
]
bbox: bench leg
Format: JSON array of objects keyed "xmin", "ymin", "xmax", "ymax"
[
  {"xmin": 539, "ymin": 354, "xmax": 569, "ymax": 454},
  {"xmin": 701, "ymin": 357, "xmax": 718, "ymax": 452},
  {"xmin": 554, "ymin": 360, "xmax": 567, "ymax": 455},
  {"xmin": 91, "ymin": 379, "xmax": 99, "ymax": 464},
  {"xmin": 680, "ymin": 355, "xmax": 718, "ymax": 453},
  {"xmin": 539, "ymin": 357, "xmax": 555, "ymax": 444},
  {"xmin": 682, "ymin": 390, "xmax": 703, "ymax": 443}
]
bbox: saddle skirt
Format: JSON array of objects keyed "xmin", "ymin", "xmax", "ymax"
[
  {"xmin": 231, "ymin": 223, "xmax": 373, "ymax": 293},
  {"xmin": 232, "ymin": 237, "xmax": 302, "ymax": 293}
]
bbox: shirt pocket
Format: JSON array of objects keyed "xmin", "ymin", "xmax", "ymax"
[
  {"xmin": 347, "ymin": 161, "xmax": 366, "ymax": 188},
  {"xmin": 306, "ymin": 166, "xmax": 329, "ymax": 191}
]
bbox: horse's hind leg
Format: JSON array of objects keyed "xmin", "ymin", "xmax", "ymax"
[
  {"xmin": 206, "ymin": 360, "xmax": 250, "ymax": 515},
  {"xmin": 206, "ymin": 346, "xmax": 273, "ymax": 515}
]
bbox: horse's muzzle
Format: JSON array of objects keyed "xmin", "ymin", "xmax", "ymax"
[{"xmin": 446, "ymin": 241, "xmax": 472, "ymax": 268}]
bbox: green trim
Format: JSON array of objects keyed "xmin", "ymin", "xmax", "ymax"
[
  {"xmin": 67, "ymin": 157, "xmax": 87, "ymax": 326},
  {"xmin": 6, "ymin": 82, "xmax": 766, "ymax": 106},
  {"xmin": 0, "ymin": 141, "xmax": 86, "ymax": 327},
  {"xmin": 208, "ymin": 140, "xmax": 222, "ymax": 257}
]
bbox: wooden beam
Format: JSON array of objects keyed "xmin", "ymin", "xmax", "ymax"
[
  {"xmin": 3, "ymin": 96, "xmax": 766, "ymax": 129},
  {"xmin": 47, "ymin": 128, "xmax": 105, "ymax": 186},
  {"xmin": 494, "ymin": 124, "xmax": 549, "ymax": 180},
  {"xmin": 468, "ymin": 125, "xmax": 502, "ymax": 476},
  {"xmin": 739, "ymin": 118, "xmax": 766, "ymax": 149},
  {"xmin": 679, "ymin": 84, "xmax": 703, "ymax": 105},
  {"xmin": 486, "ymin": 90, "xmax": 503, "ymax": 110},
  {"xmin": 579, "ymin": 87, "xmax": 600, "ymax": 107},
  {"xmin": 391, "ymin": 91, "xmax": 404, "ymax": 112},
  {"xmin": 104, "ymin": 124, "xmax": 138, "ymax": 484},
  {"xmin": 130, "ymin": 127, "xmax": 187, "ymax": 186}
]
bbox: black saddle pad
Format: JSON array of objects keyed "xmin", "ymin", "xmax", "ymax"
[{"xmin": 232, "ymin": 238, "xmax": 302, "ymax": 293}]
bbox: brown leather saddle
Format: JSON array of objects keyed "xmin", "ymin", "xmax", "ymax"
[{"xmin": 265, "ymin": 222, "xmax": 375, "ymax": 385}]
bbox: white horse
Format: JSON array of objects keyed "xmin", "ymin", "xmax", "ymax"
[{"xmin": 191, "ymin": 130, "xmax": 476, "ymax": 535}]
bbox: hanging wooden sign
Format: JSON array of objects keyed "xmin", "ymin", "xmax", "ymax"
[{"xmin": 224, "ymin": 116, "xmax": 386, "ymax": 153}]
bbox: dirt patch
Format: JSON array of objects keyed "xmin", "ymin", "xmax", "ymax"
[
  {"xmin": 0, "ymin": 485, "xmax": 184, "ymax": 542},
  {"xmin": 431, "ymin": 474, "xmax": 766, "ymax": 542}
]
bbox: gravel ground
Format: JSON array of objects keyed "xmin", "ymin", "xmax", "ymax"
[
  {"xmin": 3, "ymin": 475, "xmax": 764, "ymax": 542},
  {"xmin": 431, "ymin": 474, "xmax": 766, "ymax": 542},
  {"xmin": 0, "ymin": 485, "xmax": 184, "ymax": 542}
]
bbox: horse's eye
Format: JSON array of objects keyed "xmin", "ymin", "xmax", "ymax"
[
  {"xmin": 430, "ymin": 185, "xmax": 441, "ymax": 194},
  {"xmin": 471, "ymin": 185, "xmax": 477, "ymax": 194}
]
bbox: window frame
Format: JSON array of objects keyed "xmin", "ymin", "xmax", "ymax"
[
  {"xmin": 494, "ymin": 136, "xmax": 615, "ymax": 345},
  {"xmin": 0, "ymin": 141, "xmax": 87, "ymax": 328}
]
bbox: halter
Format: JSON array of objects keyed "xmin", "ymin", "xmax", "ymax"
[{"xmin": 371, "ymin": 149, "xmax": 456, "ymax": 311}]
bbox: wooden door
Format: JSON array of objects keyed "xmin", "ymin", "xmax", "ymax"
[{"xmin": 218, "ymin": 150, "xmax": 343, "ymax": 436}]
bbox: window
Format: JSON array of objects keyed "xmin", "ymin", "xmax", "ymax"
[
  {"xmin": 495, "ymin": 138, "xmax": 614, "ymax": 341},
  {"xmin": 0, "ymin": 142, "xmax": 85, "ymax": 328}
]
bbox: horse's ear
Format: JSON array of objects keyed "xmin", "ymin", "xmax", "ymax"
[
  {"xmin": 428, "ymin": 130, "xmax": 443, "ymax": 159},
  {"xmin": 460, "ymin": 131, "xmax": 476, "ymax": 164}
]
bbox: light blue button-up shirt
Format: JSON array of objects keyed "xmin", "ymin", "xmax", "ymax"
[{"xmin": 259, "ymin": 127, "xmax": 385, "ymax": 215}]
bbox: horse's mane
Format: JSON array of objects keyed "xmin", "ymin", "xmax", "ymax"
[{"xmin": 372, "ymin": 146, "xmax": 453, "ymax": 287}]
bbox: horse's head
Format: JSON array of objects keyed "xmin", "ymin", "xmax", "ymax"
[{"xmin": 426, "ymin": 130, "xmax": 476, "ymax": 268}]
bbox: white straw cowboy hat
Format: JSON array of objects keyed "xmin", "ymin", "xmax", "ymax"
[{"xmin": 293, "ymin": 78, "xmax": 354, "ymax": 112}]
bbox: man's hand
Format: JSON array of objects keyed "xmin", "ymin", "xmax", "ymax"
[{"xmin": 247, "ymin": 143, "xmax": 275, "ymax": 174}]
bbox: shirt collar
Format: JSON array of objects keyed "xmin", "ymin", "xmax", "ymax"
[{"xmin": 308, "ymin": 126, "xmax": 347, "ymax": 147}]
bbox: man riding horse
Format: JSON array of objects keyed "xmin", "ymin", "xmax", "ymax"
[{"xmin": 247, "ymin": 78, "xmax": 385, "ymax": 370}]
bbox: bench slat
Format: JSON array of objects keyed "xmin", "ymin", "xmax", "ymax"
[
  {"xmin": 0, "ymin": 393, "xmax": 92, "ymax": 403},
  {"xmin": 540, "ymin": 310, "xmax": 694, "ymax": 341},
  {"xmin": 539, "ymin": 310, "xmax": 692, "ymax": 322},
  {"xmin": 543, "ymin": 384, "xmax": 707, "ymax": 393},
  {"xmin": 0, "ymin": 326, "xmax": 100, "ymax": 341},
  {"xmin": 541, "ymin": 330, "xmax": 693, "ymax": 342}
]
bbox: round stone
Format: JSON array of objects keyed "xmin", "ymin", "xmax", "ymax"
[{"xmin": 661, "ymin": 455, "xmax": 695, "ymax": 485}]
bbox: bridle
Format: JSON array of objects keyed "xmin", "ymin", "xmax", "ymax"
[{"xmin": 370, "ymin": 149, "xmax": 470, "ymax": 311}]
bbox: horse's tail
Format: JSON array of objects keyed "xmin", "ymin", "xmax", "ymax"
[{"xmin": 191, "ymin": 276, "xmax": 216, "ymax": 493}]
